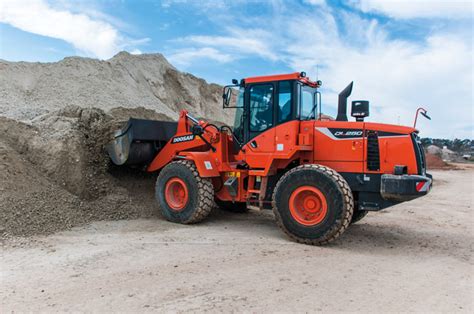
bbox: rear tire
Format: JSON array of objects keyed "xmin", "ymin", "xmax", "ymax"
[
  {"xmin": 351, "ymin": 209, "xmax": 368, "ymax": 224},
  {"xmin": 156, "ymin": 160, "xmax": 214, "ymax": 224},
  {"xmin": 272, "ymin": 164, "xmax": 354, "ymax": 245},
  {"xmin": 215, "ymin": 199, "xmax": 248, "ymax": 213}
]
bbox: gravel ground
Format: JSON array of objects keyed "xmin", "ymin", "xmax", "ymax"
[{"xmin": 1, "ymin": 168, "xmax": 473, "ymax": 312}]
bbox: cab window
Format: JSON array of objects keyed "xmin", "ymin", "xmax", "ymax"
[
  {"xmin": 249, "ymin": 84, "xmax": 274, "ymax": 132},
  {"xmin": 278, "ymin": 81, "xmax": 292, "ymax": 123},
  {"xmin": 300, "ymin": 87, "xmax": 314, "ymax": 120}
]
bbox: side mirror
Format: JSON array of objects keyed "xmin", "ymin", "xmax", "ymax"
[
  {"xmin": 223, "ymin": 86, "xmax": 232, "ymax": 108},
  {"xmin": 223, "ymin": 85, "xmax": 243, "ymax": 108},
  {"xmin": 351, "ymin": 100, "xmax": 369, "ymax": 121},
  {"xmin": 413, "ymin": 107, "xmax": 431, "ymax": 128},
  {"xmin": 421, "ymin": 111, "xmax": 431, "ymax": 120}
]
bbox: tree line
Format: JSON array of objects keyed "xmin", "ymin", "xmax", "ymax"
[{"xmin": 420, "ymin": 138, "xmax": 473, "ymax": 153}]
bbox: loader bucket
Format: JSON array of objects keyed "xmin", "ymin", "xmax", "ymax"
[{"xmin": 107, "ymin": 118, "xmax": 177, "ymax": 166}]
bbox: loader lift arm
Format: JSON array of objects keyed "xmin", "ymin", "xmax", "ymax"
[{"xmin": 147, "ymin": 110, "xmax": 223, "ymax": 172}]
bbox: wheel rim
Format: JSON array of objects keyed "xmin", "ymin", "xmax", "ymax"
[
  {"xmin": 289, "ymin": 186, "xmax": 328, "ymax": 226},
  {"xmin": 164, "ymin": 178, "xmax": 189, "ymax": 211}
]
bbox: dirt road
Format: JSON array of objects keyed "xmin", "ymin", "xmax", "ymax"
[{"xmin": 1, "ymin": 169, "xmax": 473, "ymax": 312}]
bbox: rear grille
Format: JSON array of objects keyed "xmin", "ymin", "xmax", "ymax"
[{"xmin": 366, "ymin": 131, "xmax": 380, "ymax": 171}]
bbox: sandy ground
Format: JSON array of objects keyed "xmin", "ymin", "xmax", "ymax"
[{"xmin": 1, "ymin": 169, "xmax": 473, "ymax": 312}]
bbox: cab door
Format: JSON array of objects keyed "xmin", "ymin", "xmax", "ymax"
[
  {"xmin": 244, "ymin": 83, "xmax": 276, "ymax": 153},
  {"xmin": 274, "ymin": 81, "xmax": 298, "ymax": 154}
]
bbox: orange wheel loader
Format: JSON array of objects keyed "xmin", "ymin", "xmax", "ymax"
[{"xmin": 107, "ymin": 72, "xmax": 432, "ymax": 245}]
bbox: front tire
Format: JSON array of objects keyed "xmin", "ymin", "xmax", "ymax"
[
  {"xmin": 156, "ymin": 160, "xmax": 214, "ymax": 224},
  {"xmin": 272, "ymin": 164, "xmax": 354, "ymax": 245}
]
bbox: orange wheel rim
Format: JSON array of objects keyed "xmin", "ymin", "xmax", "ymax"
[
  {"xmin": 289, "ymin": 186, "xmax": 328, "ymax": 226},
  {"xmin": 164, "ymin": 178, "xmax": 189, "ymax": 211}
]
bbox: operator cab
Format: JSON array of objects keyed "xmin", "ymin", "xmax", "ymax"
[{"xmin": 223, "ymin": 72, "xmax": 322, "ymax": 146}]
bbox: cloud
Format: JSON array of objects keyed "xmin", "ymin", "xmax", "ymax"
[
  {"xmin": 129, "ymin": 49, "xmax": 142, "ymax": 55},
  {"xmin": 165, "ymin": 1, "xmax": 472, "ymax": 138},
  {"xmin": 178, "ymin": 28, "xmax": 278, "ymax": 61},
  {"xmin": 161, "ymin": 0, "xmax": 231, "ymax": 10},
  {"xmin": 304, "ymin": 0, "xmax": 326, "ymax": 5},
  {"xmin": 281, "ymin": 11, "xmax": 472, "ymax": 138},
  {"xmin": 0, "ymin": 0, "xmax": 145, "ymax": 59},
  {"xmin": 351, "ymin": 0, "xmax": 473, "ymax": 19},
  {"xmin": 167, "ymin": 47, "xmax": 234, "ymax": 66},
  {"xmin": 3, "ymin": 0, "xmax": 469, "ymax": 137}
]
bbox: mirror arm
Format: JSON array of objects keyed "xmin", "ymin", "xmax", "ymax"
[{"xmin": 413, "ymin": 107, "xmax": 430, "ymax": 128}]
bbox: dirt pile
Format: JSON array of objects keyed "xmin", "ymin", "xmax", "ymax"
[
  {"xmin": 0, "ymin": 106, "xmax": 166, "ymax": 236},
  {"xmin": 0, "ymin": 52, "xmax": 230, "ymax": 237},
  {"xmin": 425, "ymin": 152, "xmax": 454, "ymax": 170},
  {"xmin": 0, "ymin": 51, "xmax": 230, "ymax": 124},
  {"xmin": 424, "ymin": 146, "xmax": 457, "ymax": 169}
]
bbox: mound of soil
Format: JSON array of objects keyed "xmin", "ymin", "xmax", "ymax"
[
  {"xmin": 426, "ymin": 152, "xmax": 454, "ymax": 170},
  {"xmin": 0, "ymin": 106, "xmax": 164, "ymax": 237},
  {"xmin": 0, "ymin": 52, "xmax": 231, "ymax": 125},
  {"xmin": 0, "ymin": 52, "xmax": 233, "ymax": 237}
]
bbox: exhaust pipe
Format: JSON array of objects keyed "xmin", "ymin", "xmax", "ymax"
[{"xmin": 336, "ymin": 81, "xmax": 353, "ymax": 121}]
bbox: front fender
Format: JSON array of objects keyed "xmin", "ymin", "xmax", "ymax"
[{"xmin": 179, "ymin": 151, "xmax": 220, "ymax": 177}]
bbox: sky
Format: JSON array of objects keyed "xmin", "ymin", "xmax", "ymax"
[{"xmin": 0, "ymin": 0, "xmax": 472, "ymax": 139}]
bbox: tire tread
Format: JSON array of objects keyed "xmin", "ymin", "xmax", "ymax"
[
  {"xmin": 156, "ymin": 160, "xmax": 214, "ymax": 224},
  {"xmin": 271, "ymin": 164, "xmax": 354, "ymax": 245}
]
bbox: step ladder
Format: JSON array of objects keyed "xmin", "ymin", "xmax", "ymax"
[{"xmin": 246, "ymin": 170, "xmax": 268, "ymax": 210}]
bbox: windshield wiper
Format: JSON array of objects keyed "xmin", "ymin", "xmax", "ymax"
[{"xmin": 306, "ymin": 105, "xmax": 317, "ymax": 120}]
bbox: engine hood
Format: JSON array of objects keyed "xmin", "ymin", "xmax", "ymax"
[{"xmin": 364, "ymin": 122, "xmax": 417, "ymax": 135}]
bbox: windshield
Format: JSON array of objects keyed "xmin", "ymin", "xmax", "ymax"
[{"xmin": 232, "ymin": 87, "xmax": 245, "ymax": 143}]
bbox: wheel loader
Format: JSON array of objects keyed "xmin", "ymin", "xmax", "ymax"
[{"xmin": 107, "ymin": 72, "xmax": 432, "ymax": 245}]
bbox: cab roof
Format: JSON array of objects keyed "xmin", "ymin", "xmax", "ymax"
[{"xmin": 244, "ymin": 72, "xmax": 320, "ymax": 88}]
